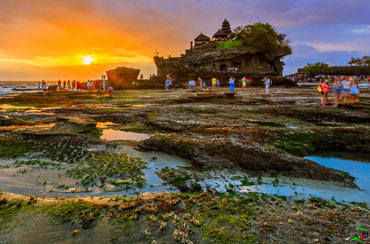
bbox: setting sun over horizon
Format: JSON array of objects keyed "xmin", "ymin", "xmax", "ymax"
[
  {"xmin": 82, "ymin": 55, "xmax": 95, "ymax": 65},
  {"xmin": 0, "ymin": 0, "xmax": 369, "ymax": 81}
]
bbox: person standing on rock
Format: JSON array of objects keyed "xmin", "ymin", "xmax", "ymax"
[
  {"xmin": 349, "ymin": 77, "xmax": 360, "ymax": 103},
  {"xmin": 212, "ymin": 77, "xmax": 217, "ymax": 88},
  {"xmin": 168, "ymin": 78, "xmax": 173, "ymax": 90},
  {"xmin": 264, "ymin": 77, "xmax": 272, "ymax": 95},
  {"xmin": 242, "ymin": 76, "xmax": 247, "ymax": 90},
  {"xmin": 342, "ymin": 76, "xmax": 351, "ymax": 104},
  {"xmin": 320, "ymin": 79, "xmax": 329, "ymax": 106},
  {"xmin": 198, "ymin": 77, "xmax": 203, "ymax": 88},
  {"xmin": 108, "ymin": 85, "xmax": 113, "ymax": 97},
  {"xmin": 165, "ymin": 78, "xmax": 170, "ymax": 90},
  {"xmin": 333, "ymin": 78, "xmax": 343, "ymax": 106},
  {"xmin": 229, "ymin": 76, "xmax": 235, "ymax": 92},
  {"xmin": 72, "ymin": 80, "xmax": 76, "ymax": 91}
]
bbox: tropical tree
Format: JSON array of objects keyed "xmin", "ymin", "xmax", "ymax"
[
  {"xmin": 362, "ymin": 56, "xmax": 370, "ymax": 66},
  {"xmin": 301, "ymin": 62, "xmax": 329, "ymax": 76},
  {"xmin": 348, "ymin": 57, "xmax": 356, "ymax": 66},
  {"xmin": 354, "ymin": 58, "xmax": 363, "ymax": 66},
  {"xmin": 233, "ymin": 22, "xmax": 292, "ymax": 55}
]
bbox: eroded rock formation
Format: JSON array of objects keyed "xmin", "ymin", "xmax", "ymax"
[{"xmin": 106, "ymin": 66, "xmax": 140, "ymax": 89}]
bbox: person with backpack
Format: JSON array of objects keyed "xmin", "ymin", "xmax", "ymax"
[
  {"xmin": 349, "ymin": 77, "xmax": 360, "ymax": 103},
  {"xmin": 320, "ymin": 79, "xmax": 329, "ymax": 106},
  {"xmin": 342, "ymin": 76, "xmax": 351, "ymax": 104},
  {"xmin": 333, "ymin": 78, "xmax": 343, "ymax": 106}
]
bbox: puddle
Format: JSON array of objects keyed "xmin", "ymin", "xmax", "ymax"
[
  {"xmin": 305, "ymin": 154, "xmax": 370, "ymax": 199},
  {"xmin": 183, "ymin": 153, "xmax": 370, "ymax": 204},
  {"xmin": 238, "ymin": 155, "xmax": 370, "ymax": 203},
  {"xmin": 286, "ymin": 125, "xmax": 298, "ymax": 129},
  {"xmin": 100, "ymin": 129, "xmax": 151, "ymax": 141},
  {"xmin": 96, "ymin": 122, "xmax": 118, "ymax": 129},
  {"xmin": 0, "ymin": 145, "xmax": 189, "ymax": 198}
]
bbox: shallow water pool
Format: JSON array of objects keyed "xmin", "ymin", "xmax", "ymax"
[
  {"xmin": 100, "ymin": 129, "xmax": 151, "ymax": 141},
  {"xmin": 305, "ymin": 154, "xmax": 370, "ymax": 200}
]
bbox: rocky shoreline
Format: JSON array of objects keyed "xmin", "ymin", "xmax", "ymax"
[{"xmin": 0, "ymin": 85, "xmax": 369, "ymax": 243}]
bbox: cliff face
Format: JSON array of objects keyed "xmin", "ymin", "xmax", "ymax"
[
  {"xmin": 154, "ymin": 42, "xmax": 290, "ymax": 83},
  {"xmin": 106, "ymin": 66, "xmax": 140, "ymax": 89}
]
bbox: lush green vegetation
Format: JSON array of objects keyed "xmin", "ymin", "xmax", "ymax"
[
  {"xmin": 300, "ymin": 62, "xmax": 329, "ymax": 76},
  {"xmin": 217, "ymin": 40, "xmax": 243, "ymax": 49},
  {"xmin": 233, "ymin": 22, "xmax": 292, "ymax": 54},
  {"xmin": 299, "ymin": 63, "xmax": 370, "ymax": 76}
]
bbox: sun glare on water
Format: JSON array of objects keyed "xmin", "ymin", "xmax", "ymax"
[{"xmin": 82, "ymin": 55, "xmax": 95, "ymax": 65}]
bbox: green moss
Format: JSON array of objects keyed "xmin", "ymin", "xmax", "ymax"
[
  {"xmin": 38, "ymin": 200, "xmax": 102, "ymax": 229},
  {"xmin": 0, "ymin": 136, "xmax": 34, "ymax": 158},
  {"xmin": 0, "ymin": 199, "xmax": 32, "ymax": 231},
  {"xmin": 335, "ymin": 169, "xmax": 355, "ymax": 181},
  {"xmin": 167, "ymin": 174, "xmax": 191, "ymax": 186},
  {"xmin": 66, "ymin": 152, "xmax": 147, "ymax": 190},
  {"xmin": 193, "ymin": 198, "xmax": 256, "ymax": 244}
]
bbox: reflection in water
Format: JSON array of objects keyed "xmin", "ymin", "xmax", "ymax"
[
  {"xmin": 305, "ymin": 155, "xmax": 370, "ymax": 198},
  {"xmin": 198, "ymin": 155, "xmax": 370, "ymax": 204},
  {"xmin": 100, "ymin": 129, "xmax": 150, "ymax": 141},
  {"xmin": 96, "ymin": 122, "xmax": 118, "ymax": 129}
]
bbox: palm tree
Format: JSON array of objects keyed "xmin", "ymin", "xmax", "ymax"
[
  {"xmin": 354, "ymin": 58, "xmax": 362, "ymax": 66},
  {"xmin": 362, "ymin": 56, "xmax": 370, "ymax": 66},
  {"xmin": 348, "ymin": 57, "xmax": 356, "ymax": 66}
]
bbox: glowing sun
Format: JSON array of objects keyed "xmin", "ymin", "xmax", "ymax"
[{"xmin": 82, "ymin": 55, "xmax": 95, "ymax": 65}]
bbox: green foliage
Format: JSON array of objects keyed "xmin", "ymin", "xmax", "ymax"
[
  {"xmin": 301, "ymin": 62, "xmax": 329, "ymax": 76},
  {"xmin": 216, "ymin": 40, "xmax": 243, "ymax": 49},
  {"xmin": 233, "ymin": 22, "xmax": 292, "ymax": 54},
  {"xmin": 348, "ymin": 56, "xmax": 370, "ymax": 66}
]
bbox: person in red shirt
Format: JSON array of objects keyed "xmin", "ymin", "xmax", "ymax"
[{"xmin": 320, "ymin": 79, "xmax": 329, "ymax": 106}]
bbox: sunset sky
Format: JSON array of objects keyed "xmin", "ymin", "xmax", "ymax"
[{"xmin": 1, "ymin": 0, "xmax": 369, "ymax": 81}]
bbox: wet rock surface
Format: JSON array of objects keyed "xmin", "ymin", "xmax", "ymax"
[{"xmin": 0, "ymin": 86, "xmax": 369, "ymax": 243}]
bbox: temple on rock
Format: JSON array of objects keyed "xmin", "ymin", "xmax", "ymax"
[{"xmin": 154, "ymin": 19, "xmax": 291, "ymax": 84}]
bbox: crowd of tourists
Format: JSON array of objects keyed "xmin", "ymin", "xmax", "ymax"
[
  {"xmin": 288, "ymin": 73, "xmax": 370, "ymax": 83},
  {"xmin": 185, "ymin": 76, "xmax": 272, "ymax": 94},
  {"xmin": 318, "ymin": 76, "xmax": 361, "ymax": 106},
  {"xmin": 37, "ymin": 80, "xmax": 114, "ymax": 96}
]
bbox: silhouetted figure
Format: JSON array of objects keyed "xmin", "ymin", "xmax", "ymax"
[{"xmin": 42, "ymin": 80, "xmax": 46, "ymax": 91}]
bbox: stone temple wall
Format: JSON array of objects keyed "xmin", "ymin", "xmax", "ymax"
[{"xmin": 154, "ymin": 45, "xmax": 288, "ymax": 85}]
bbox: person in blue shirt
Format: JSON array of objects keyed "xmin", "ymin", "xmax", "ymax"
[
  {"xmin": 229, "ymin": 77, "xmax": 235, "ymax": 91},
  {"xmin": 264, "ymin": 77, "xmax": 272, "ymax": 94}
]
